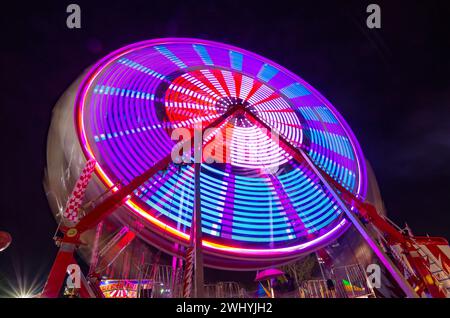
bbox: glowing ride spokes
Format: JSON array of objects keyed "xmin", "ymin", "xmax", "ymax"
[{"xmin": 75, "ymin": 38, "xmax": 367, "ymax": 260}]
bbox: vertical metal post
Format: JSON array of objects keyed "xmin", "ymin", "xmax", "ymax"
[
  {"xmin": 136, "ymin": 252, "xmax": 143, "ymax": 298},
  {"xmin": 171, "ymin": 243, "xmax": 179, "ymax": 295},
  {"xmin": 193, "ymin": 125, "xmax": 204, "ymax": 298},
  {"xmin": 344, "ymin": 266, "xmax": 356, "ymax": 298},
  {"xmin": 88, "ymin": 221, "xmax": 103, "ymax": 276},
  {"xmin": 316, "ymin": 252, "xmax": 327, "ymax": 281},
  {"xmin": 41, "ymin": 242, "xmax": 76, "ymax": 298}
]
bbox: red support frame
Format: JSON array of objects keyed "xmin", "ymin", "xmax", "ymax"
[
  {"xmin": 42, "ymin": 103, "xmax": 448, "ymax": 298},
  {"xmin": 41, "ymin": 105, "xmax": 241, "ymax": 298},
  {"xmin": 42, "ymin": 243, "xmax": 77, "ymax": 298}
]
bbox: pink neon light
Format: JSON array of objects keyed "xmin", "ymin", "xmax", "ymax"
[{"xmin": 74, "ymin": 38, "xmax": 366, "ymax": 258}]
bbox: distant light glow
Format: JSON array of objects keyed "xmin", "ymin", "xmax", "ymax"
[
  {"xmin": 2, "ymin": 275, "xmax": 42, "ymax": 298},
  {"xmin": 16, "ymin": 292, "xmax": 35, "ymax": 298}
]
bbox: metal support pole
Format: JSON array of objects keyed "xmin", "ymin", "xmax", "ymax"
[
  {"xmin": 243, "ymin": 108, "xmax": 419, "ymax": 298},
  {"xmin": 41, "ymin": 242, "xmax": 76, "ymax": 298},
  {"xmin": 171, "ymin": 243, "xmax": 179, "ymax": 294},
  {"xmin": 79, "ymin": 271, "xmax": 97, "ymax": 298},
  {"xmin": 193, "ymin": 125, "xmax": 204, "ymax": 298},
  {"xmin": 88, "ymin": 221, "xmax": 103, "ymax": 276},
  {"xmin": 316, "ymin": 252, "xmax": 327, "ymax": 281}
]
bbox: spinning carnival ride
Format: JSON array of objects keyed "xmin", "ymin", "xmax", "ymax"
[{"xmin": 44, "ymin": 38, "xmax": 449, "ymax": 298}]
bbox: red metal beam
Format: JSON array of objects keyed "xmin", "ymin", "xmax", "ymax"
[
  {"xmin": 72, "ymin": 104, "xmax": 242, "ymax": 236},
  {"xmin": 74, "ymin": 156, "xmax": 173, "ymax": 234},
  {"xmin": 96, "ymin": 230, "xmax": 136, "ymax": 272},
  {"xmin": 41, "ymin": 243, "xmax": 77, "ymax": 297}
]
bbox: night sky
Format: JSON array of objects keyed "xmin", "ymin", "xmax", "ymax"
[{"xmin": 0, "ymin": 0, "xmax": 449, "ymax": 293}]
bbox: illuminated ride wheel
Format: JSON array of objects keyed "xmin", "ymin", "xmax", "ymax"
[{"xmin": 72, "ymin": 38, "xmax": 367, "ymax": 269}]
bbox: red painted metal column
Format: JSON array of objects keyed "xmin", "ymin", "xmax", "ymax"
[{"xmin": 41, "ymin": 242, "xmax": 76, "ymax": 298}]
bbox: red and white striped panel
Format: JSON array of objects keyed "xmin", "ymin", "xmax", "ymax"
[
  {"xmin": 182, "ymin": 246, "xmax": 195, "ymax": 298},
  {"xmin": 63, "ymin": 159, "xmax": 97, "ymax": 223}
]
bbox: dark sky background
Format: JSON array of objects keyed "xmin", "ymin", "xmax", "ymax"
[{"xmin": 0, "ymin": 0, "xmax": 449, "ymax": 293}]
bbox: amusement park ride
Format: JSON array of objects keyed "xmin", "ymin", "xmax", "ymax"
[{"xmin": 42, "ymin": 38, "xmax": 449, "ymax": 298}]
